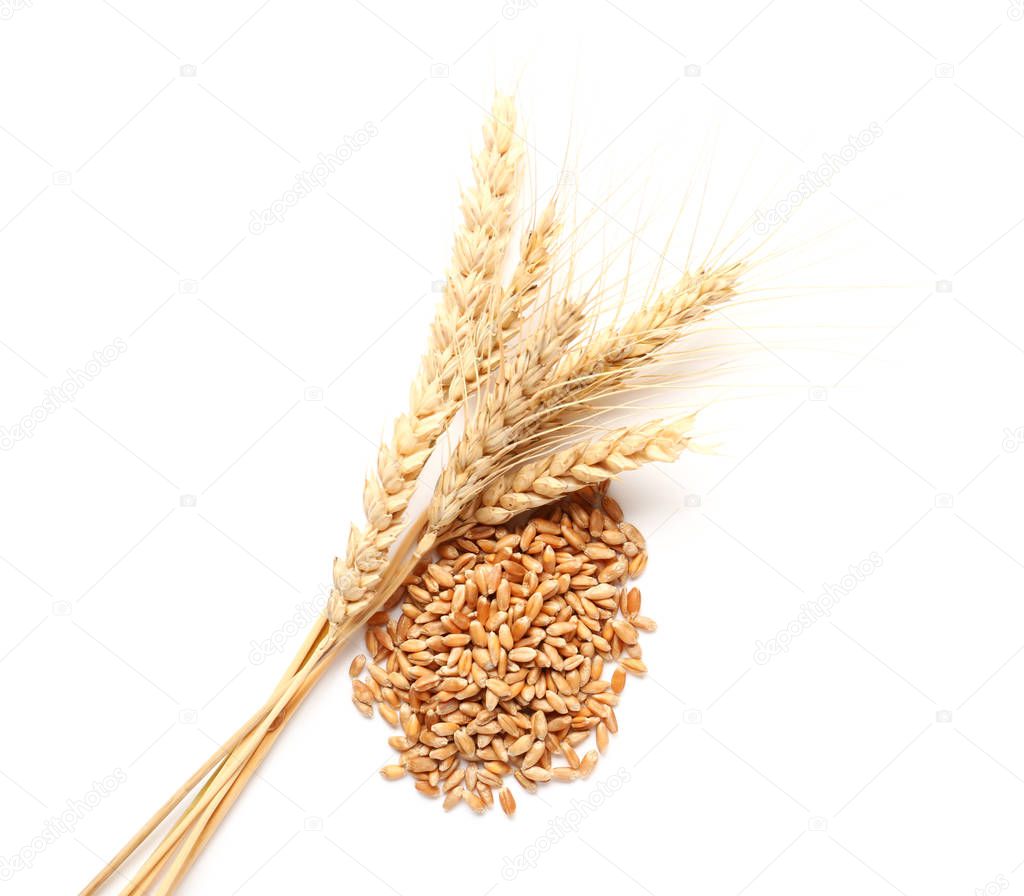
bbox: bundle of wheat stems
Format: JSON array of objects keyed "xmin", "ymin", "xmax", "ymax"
[{"xmin": 83, "ymin": 93, "xmax": 754, "ymax": 894}]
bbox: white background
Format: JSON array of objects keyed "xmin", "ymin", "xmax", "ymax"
[{"xmin": 2, "ymin": 1, "xmax": 1024, "ymax": 894}]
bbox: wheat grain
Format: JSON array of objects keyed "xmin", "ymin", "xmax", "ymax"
[
  {"xmin": 579, "ymin": 749, "xmax": 599, "ymax": 778},
  {"xmin": 499, "ymin": 785, "xmax": 516, "ymax": 817},
  {"xmin": 620, "ymin": 657, "xmax": 648, "ymax": 675},
  {"xmin": 611, "ymin": 667, "xmax": 626, "ymax": 694}
]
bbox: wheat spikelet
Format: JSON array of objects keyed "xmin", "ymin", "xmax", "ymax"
[
  {"xmin": 506, "ymin": 193, "xmax": 560, "ymax": 308},
  {"xmin": 473, "ymin": 416, "xmax": 695, "ymax": 524}
]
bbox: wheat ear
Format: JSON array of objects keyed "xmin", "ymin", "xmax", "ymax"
[
  {"xmin": 550, "ymin": 261, "xmax": 745, "ymax": 402},
  {"xmin": 327, "ymin": 93, "xmax": 525, "ymax": 626},
  {"xmin": 473, "ymin": 416, "xmax": 695, "ymax": 524}
]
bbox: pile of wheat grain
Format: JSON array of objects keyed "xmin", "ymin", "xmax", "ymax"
[{"xmin": 349, "ymin": 485, "xmax": 654, "ymax": 815}]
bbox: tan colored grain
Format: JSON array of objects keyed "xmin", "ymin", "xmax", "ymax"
[
  {"xmin": 633, "ymin": 615, "xmax": 657, "ymax": 632},
  {"xmin": 415, "ymin": 781, "xmax": 440, "ymax": 798},
  {"xmin": 620, "ymin": 657, "xmax": 648, "ymax": 675},
  {"xmin": 579, "ymin": 750, "xmax": 598, "ymax": 778},
  {"xmin": 611, "ymin": 667, "xmax": 626, "ymax": 694},
  {"xmin": 499, "ymin": 786, "xmax": 516, "ymax": 817}
]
